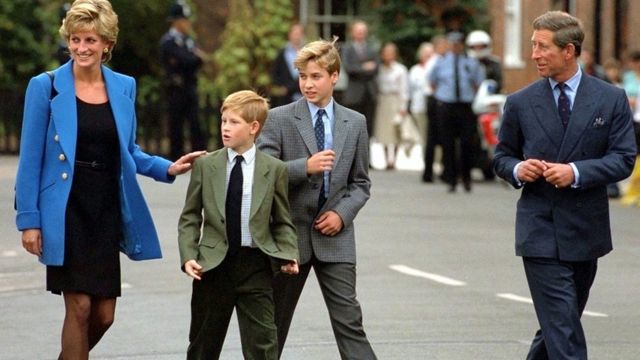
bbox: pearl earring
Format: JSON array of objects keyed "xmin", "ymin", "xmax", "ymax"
[{"xmin": 103, "ymin": 48, "xmax": 109, "ymax": 53}]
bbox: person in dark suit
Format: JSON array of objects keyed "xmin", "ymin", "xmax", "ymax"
[
  {"xmin": 178, "ymin": 90, "xmax": 299, "ymax": 359},
  {"xmin": 270, "ymin": 23, "xmax": 305, "ymax": 107},
  {"xmin": 160, "ymin": 1, "xmax": 206, "ymax": 160},
  {"xmin": 341, "ymin": 20, "xmax": 378, "ymax": 138},
  {"xmin": 258, "ymin": 39, "xmax": 377, "ymax": 359},
  {"xmin": 493, "ymin": 11, "xmax": 636, "ymax": 359},
  {"xmin": 15, "ymin": 1, "xmax": 203, "ymax": 358}
]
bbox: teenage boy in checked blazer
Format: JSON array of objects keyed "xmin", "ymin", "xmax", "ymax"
[
  {"xmin": 178, "ymin": 90, "xmax": 299, "ymax": 360},
  {"xmin": 258, "ymin": 39, "xmax": 377, "ymax": 359}
]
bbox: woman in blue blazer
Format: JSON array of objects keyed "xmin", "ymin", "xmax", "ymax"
[{"xmin": 14, "ymin": 1, "xmax": 204, "ymax": 358}]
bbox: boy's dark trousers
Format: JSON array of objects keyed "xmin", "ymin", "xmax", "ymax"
[{"xmin": 187, "ymin": 248, "xmax": 278, "ymax": 360}]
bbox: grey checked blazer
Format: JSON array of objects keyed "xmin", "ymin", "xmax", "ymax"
[{"xmin": 257, "ymin": 98, "xmax": 371, "ymax": 264}]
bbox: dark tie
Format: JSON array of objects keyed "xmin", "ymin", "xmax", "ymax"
[
  {"xmin": 454, "ymin": 54, "xmax": 461, "ymax": 102},
  {"xmin": 226, "ymin": 155, "xmax": 243, "ymax": 256},
  {"xmin": 315, "ymin": 109, "xmax": 327, "ymax": 208},
  {"xmin": 557, "ymin": 83, "xmax": 571, "ymax": 128},
  {"xmin": 315, "ymin": 109, "xmax": 325, "ymax": 151}
]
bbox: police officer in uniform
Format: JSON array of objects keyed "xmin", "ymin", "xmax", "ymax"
[{"xmin": 160, "ymin": 1, "xmax": 206, "ymax": 160}]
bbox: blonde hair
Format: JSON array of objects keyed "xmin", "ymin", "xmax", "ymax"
[
  {"xmin": 221, "ymin": 90, "xmax": 270, "ymax": 129},
  {"xmin": 59, "ymin": 0, "xmax": 119, "ymax": 62},
  {"xmin": 294, "ymin": 38, "xmax": 341, "ymax": 75}
]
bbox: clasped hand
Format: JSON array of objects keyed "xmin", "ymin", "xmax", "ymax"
[
  {"xmin": 307, "ymin": 150, "xmax": 335, "ymax": 175},
  {"xmin": 517, "ymin": 159, "xmax": 574, "ymax": 188}
]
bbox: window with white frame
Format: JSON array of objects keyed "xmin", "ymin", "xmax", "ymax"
[{"xmin": 504, "ymin": 0, "xmax": 526, "ymax": 69}]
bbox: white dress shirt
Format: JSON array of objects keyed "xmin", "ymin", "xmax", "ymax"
[{"xmin": 227, "ymin": 145, "xmax": 256, "ymax": 247}]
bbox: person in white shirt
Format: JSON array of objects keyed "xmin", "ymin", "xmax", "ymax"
[
  {"xmin": 374, "ymin": 42, "xmax": 409, "ymax": 169},
  {"xmin": 409, "ymin": 42, "xmax": 435, "ymax": 143}
]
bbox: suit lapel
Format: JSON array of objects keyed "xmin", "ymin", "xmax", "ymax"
[
  {"xmin": 530, "ymin": 79, "xmax": 564, "ymax": 152},
  {"xmin": 558, "ymin": 76, "xmax": 597, "ymax": 161},
  {"xmin": 250, "ymin": 151, "xmax": 270, "ymax": 219},
  {"xmin": 50, "ymin": 61, "xmax": 77, "ymax": 164},
  {"xmin": 102, "ymin": 66, "xmax": 136, "ymax": 154},
  {"xmin": 206, "ymin": 150, "xmax": 229, "ymax": 218},
  {"xmin": 332, "ymin": 103, "xmax": 349, "ymax": 167},
  {"xmin": 293, "ymin": 99, "xmax": 319, "ymax": 154}
]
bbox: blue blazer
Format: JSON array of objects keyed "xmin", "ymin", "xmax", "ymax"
[
  {"xmin": 493, "ymin": 75, "xmax": 636, "ymax": 261},
  {"xmin": 15, "ymin": 60, "xmax": 174, "ymax": 266}
]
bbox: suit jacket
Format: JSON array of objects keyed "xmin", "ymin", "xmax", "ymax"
[
  {"xmin": 271, "ymin": 47, "xmax": 300, "ymax": 105},
  {"xmin": 15, "ymin": 60, "xmax": 174, "ymax": 266},
  {"xmin": 177, "ymin": 148, "xmax": 299, "ymax": 273},
  {"xmin": 493, "ymin": 74, "xmax": 636, "ymax": 261},
  {"xmin": 341, "ymin": 42, "xmax": 378, "ymax": 106},
  {"xmin": 257, "ymin": 99, "xmax": 371, "ymax": 264}
]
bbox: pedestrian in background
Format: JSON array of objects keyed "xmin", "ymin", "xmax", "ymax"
[
  {"xmin": 409, "ymin": 42, "xmax": 434, "ymax": 151},
  {"xmin": 374, "ymin": 42, "xmax": 409, "ymax": 170},
  {"xmin": 466, "ymin": 30, "xmax": 502, "ymax": 92},
  {"xmin": 580, "ymin": 49, "xmax": 606, "ymax": 80},
  {"xmin": 622, "ymin": 50, "xmax": 640, "ymax": 111},
  {"xmin": 422, "ymin": 35, "xmax": 447, "ymax": 183},
  {"xmin": 15, "ymin": 1, "xmax": 204, "ymax": 358},
  {"xmin": 603, "ymin": 57, "xmax": 625, "ymax": 198},
  {"xmin": 258, "ymin": 39, "xmax": 377, "ymax": 359},
  {"xmin": 160, "ymin": 1, "xmax": 206, "ymax": 160},
  {"xmin": 493, "ymin": 11, "xmax": 636, "ymax": 359},
  {"xmin": 178, "ymin": 90, "xmax": 299, "ymax": 359},
  {"xmin": 466, "ymin": 29, "xmax": 502, "ymax": 181},
  {"xmin": 622, "ymin": 85, "xmax": 640, "ymax": 206},
  {"xmin": 342, "ymin": 20, "xmax": 379, "ymax": 139},
  {"xmin": 270, "ymin": 23, "xmax": 305, "ymax": 108},
  {"xmin": 430, "ymin": 31, "xmax": 484, "ymax": 192}
]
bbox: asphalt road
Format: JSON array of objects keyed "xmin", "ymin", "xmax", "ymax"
[{"xmin": 1, "ymin": 155, "xmax": 639, "ymax": 359}]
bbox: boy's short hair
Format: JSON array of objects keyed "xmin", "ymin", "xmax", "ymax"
[
  {"xmin": 221, "ymin": 90, "xmax": 270, "ymax": 128},
  {"xmin": 294, "ymin": 39, "xmax": 341, "ymax": 74}
]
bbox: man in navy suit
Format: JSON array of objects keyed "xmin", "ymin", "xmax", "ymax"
[{"xmin": 493, "ymin": 11, "xmax": 636, "ymax": 359}]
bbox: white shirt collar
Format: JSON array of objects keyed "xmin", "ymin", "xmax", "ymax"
[{"xmin": 227, "ymin": 144, "xmax": 256, "ymax": 165}]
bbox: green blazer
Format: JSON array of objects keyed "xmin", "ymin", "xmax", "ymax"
[{"xmin": 178, "ymin": 148, "xmax": 299, "ymax": 273}]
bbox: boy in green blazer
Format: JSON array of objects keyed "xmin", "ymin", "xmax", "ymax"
[{"xmin": 178, "ymin": 90, "xmax": 299, "ymax": 360}]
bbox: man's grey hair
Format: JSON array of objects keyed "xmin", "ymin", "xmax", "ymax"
[{"xmin": 533, "ymin": 11, "xmax": 584, "ymax": 56}]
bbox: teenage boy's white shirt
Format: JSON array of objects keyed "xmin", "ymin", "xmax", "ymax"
[{"xmin": 227, "ymin": 144, "xmax": 256, "ymax": 247}]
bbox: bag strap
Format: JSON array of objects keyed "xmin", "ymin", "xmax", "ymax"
[{"xmin": 46, "ymin": 71, "xmax": 57, "ymax": 99}]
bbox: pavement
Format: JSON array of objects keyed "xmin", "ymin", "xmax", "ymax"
[{"xmin": 1, "ymin": 154, "xmax": 639, "ymax": 359}]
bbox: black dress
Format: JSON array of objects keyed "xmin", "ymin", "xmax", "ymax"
[{"xmin": 47, "ymin": 97, "xmax": 122, "ymax": 298}]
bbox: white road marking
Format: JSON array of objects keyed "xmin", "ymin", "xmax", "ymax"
[
  {"xmin": 2, "ymin": 250, "xmax": 18, "ymax": 257},
  {"xmin": 496, "ymin": 293, "xmax": 533, "ymax": 304},
  {"xmin": 389, "ymin": 264, "xmax": 467, "ymax": 286},
  {"xmin": 121, "ymin": 282, "xmax": 133, "ymax": 289},
  {"xmin": 496, "ymin": 293, "xmax": 608, "ymax": 317}
]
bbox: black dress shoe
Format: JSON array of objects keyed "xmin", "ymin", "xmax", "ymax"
[
  {"xmin": 463, "ymin": 181, "xmax": 472, "ymax": 193},
  {"xmin": 422, "ymin": 175, "xmax": 434, "ymax": 183},
  {"xmin": 448, "ymin": 184, "xmax": 456, "ymax": 193}
]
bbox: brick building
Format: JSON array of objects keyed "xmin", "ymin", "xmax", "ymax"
[{"xmin": 489, "ymin": 0, "xmax": 640, "ymax": 93}]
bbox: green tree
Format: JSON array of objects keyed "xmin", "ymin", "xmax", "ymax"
[
  {"xmin": 373, "ymin": 0, "xmax": 489, "ymax": 66},
  {"xmin": 0, "ymin": 0, "xmax": 178, "ymax": 153},
  {"xmin": 210, "ymin": 0, "xmax": 293, "ymax": 99}
]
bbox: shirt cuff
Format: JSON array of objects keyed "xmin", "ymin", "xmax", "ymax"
[
  {"xmin": 513, "ymin": 161, "xmax": 523, "ymax": 187},
  {"xmin": 569, "ymin": 162, "xmax": 581, "ymax": 188}
]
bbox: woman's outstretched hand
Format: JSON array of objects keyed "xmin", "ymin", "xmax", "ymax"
[{"xmin": 168, "ymin": 150, "xmax": 207, "ymax": 176}]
